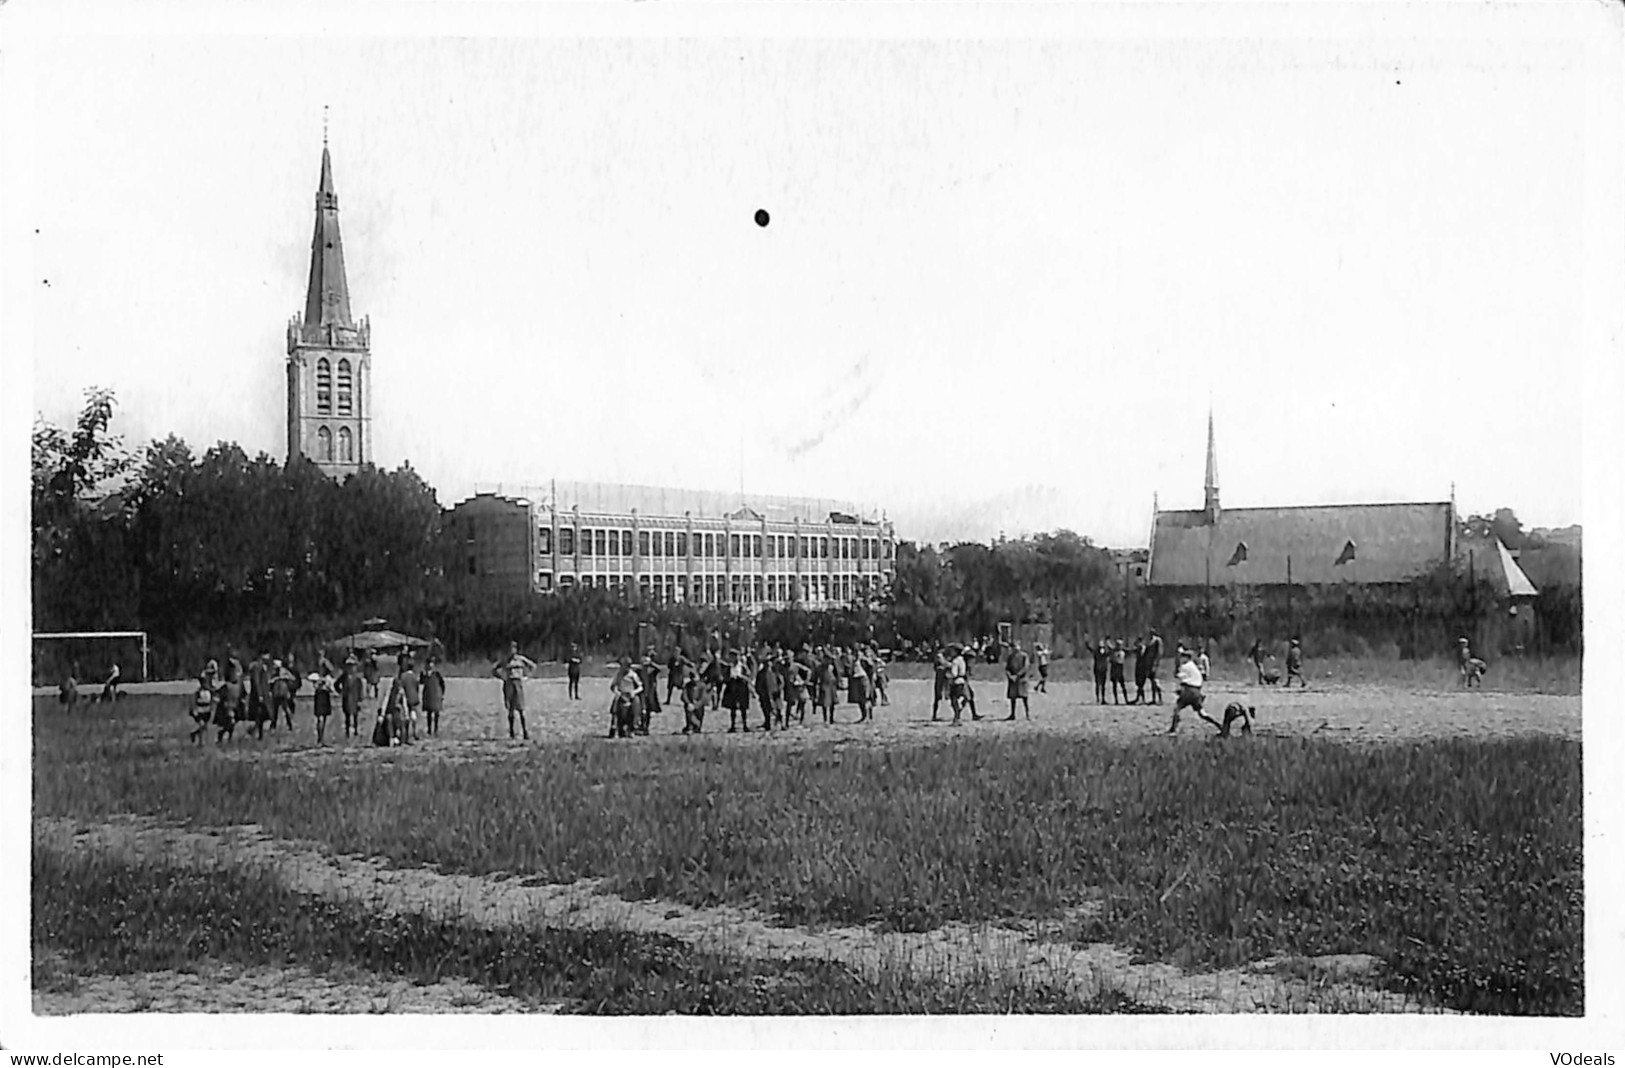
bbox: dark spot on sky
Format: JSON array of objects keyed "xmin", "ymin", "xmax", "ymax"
[{"xmin": 755, "ymin": 209, "xmax": 770, "ymax": 228}]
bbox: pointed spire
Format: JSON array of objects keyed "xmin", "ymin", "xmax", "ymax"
[
  {"xmin": 304, "ymin": 140, "xmax": 352, "ymax": 329},
  {"xmin": 1204, "ymin": 408, "xmax": 1220, "ymax": 524}
]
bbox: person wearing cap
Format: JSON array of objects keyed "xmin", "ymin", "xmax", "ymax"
[
  {"xmin": 1004, "ymin": 640, "xmax": 1031, "ymax": 721},
  {"xmin": 1285, "ymin": 638, "xmax": 1306, "ymax": 688},
  {"xmin": 1167, "ymin": 649, "xmax": 1207, "ymax": 734},
  {"xmin": 493, "ymin": 641, "xmax": 536, "ymax": 741},
  {"xmin": 1456, "ymin": 637, "xmax": 1473, "ymax": 687},
  {"xmin": 948, "ymin": 645, "xmax": 976, "ymax": 726},
  {"xmin": 1091, "ymin": 638, "xmax": 1109, "ymax": 704},
  {"xmin": 1034, "ymin": 642, "xmax": 1050, "ymax": 694}
]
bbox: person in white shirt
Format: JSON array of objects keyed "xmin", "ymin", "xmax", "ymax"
[
  {"xmin": 1167, "ymin": 650, "xmax": 1206, "ymax": 734},
  {"xmin": 949, "ymin": 647, "xmax": 974, "ymax": 726}
]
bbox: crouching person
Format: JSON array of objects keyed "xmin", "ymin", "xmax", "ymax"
[
  {"xmin": 1167, "ymin": 649, "xmax": 1206, "ymax": 735},
  {"xmin": 681, "ymin": 673, "xmax": 708, "ymax": 735}
]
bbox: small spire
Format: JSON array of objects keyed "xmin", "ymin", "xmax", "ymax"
[
  {"xmin": 1203, "ymin": 408, "xmax": 1220, "ymax": 524},
  {"xmin": 322, "ymin": 104, "xmax": 329, "ymax": 147}
]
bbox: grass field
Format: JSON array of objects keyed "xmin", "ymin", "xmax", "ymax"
[{"xmin": 31, "ymin": 669, "xmax": 1584, "ymax": 1015}]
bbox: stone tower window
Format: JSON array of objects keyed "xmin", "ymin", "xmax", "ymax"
[
  {"xmin": 337, "ymin": 359, "xmax": 353, "ymax": 416},
  {"xmin": 337, "ymin": 426, "xmax": 354, "ymax": 463},
  {"xmin": 316, "ymin": 358, "xmax": 333, "ymax": 413},
  {"xmin": 317, "ymin": 426, "xmax": 333, "ymax": 462}
]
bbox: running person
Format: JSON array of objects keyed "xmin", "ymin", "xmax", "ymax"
[
  {"xmin": 1166, "ymin": 649, "xmax": 1207, "ymax": 734},
  {"xmin": 493, "ymin": 641, "xmax": 536, "ymax": 740},
  {"xmin": 1034, "ymin": 643, "xmax": 1050, "ymax": 694}
]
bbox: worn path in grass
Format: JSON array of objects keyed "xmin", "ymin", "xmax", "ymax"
[
  {"xmin": 34, "ymin": 949, "xmax": 543, "ymax": 1015},
  {"xmin": 35, "ymin": 815, "xmax": 1442, "ymax": 1015}
]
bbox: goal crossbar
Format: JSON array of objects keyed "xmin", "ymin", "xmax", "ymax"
[{"xmin": 34, "ymin": 631, "xmax": 149, "ymax": 682}]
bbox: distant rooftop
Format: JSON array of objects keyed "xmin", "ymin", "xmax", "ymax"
[{"xmin": 472, "ymin": 480, "xmax": 886, "ymax": 525}]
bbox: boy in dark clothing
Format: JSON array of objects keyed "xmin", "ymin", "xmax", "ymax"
[
  {"xmin": 567, "ymin": 645, "xmax": 583, "ymax": 700},
  {"xmin": 421, "ymin": 656, "xmax": 446, "ymax": 736},
  {"xmin": 1145, "ymin": 630, "xmax": 1164, "ymax": 703},
  {"xmin": 637, "ymin": 654, "xmax": 662, "ymax": 733},
  {"xmin": 341, "ymin": 654, "xmax": 363, "ymax": 738},
  {"xmin": 1286, "ymin": 638, "xmax": 1306, "ymax": 688},
  {"xmin": 756, "ymin": 656, "xmax": 783, "ymax": 730},
  {"xmin": 248, "ymin": 653, "xmax": 271, "ymax": 737},
  {"xmin": 1092, "ymin": 640, "xmax": 1109, "ymax": 704},
  {"xmin": 1131, "ymin": 638, "xmax": 1149, "ymax": 704},
  {"xmin": 270, "ymin": 660, "xmax": 296, "ymax": 731},
  {"xmin": 1249, "ymin": 639, "xmax": 1267, "ymax": 684},
  {"xmin": 1109, "ymin": 640, "xmax": 1129, "ymax": 704},
  {"xmin": 681, "ymin": 673, "xmax": 708, "ymax": 734},
  {"xmin": 666, "ymin": 652, "xmax": 686, "ymax": 703}
]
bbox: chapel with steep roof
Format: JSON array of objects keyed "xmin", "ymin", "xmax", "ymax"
[{"xmin": 286, "ymin": 140, "xmax": 371, "ymax": 480}]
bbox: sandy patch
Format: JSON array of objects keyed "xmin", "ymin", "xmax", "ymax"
[
  {"xmin": 32, "ymin": 950, "xmax": 546, "ymax": 1015},
  {"xmin": 36, "ymin": 816, "xmax": 1446, "ymax": 1014}
]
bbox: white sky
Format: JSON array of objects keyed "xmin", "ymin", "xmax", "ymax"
[{"xmin": 6, "ymin": 3, "xmax": 1611, "ymax": 548}]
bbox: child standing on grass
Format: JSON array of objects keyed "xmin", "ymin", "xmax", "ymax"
[
  {"xmin": 190, "ymin": 660, "xmax": 218, "ymax": 745},
  {"xmin": 567, "ymin": 644, "xmax": 583, "ymax": 700},
  {"xmin": 609, "ymin": 655, "xmax": 645, "ymax": 738},
  {"xmin": 1092, "ymin": 639, "xmax": 1109, "ymax": 704},
  {"xmin": 1166, "ymin": 649, "xmax": 1206, "ymax": 734},
  {"xmin": 1109, "ymin": 639, "xmax": 1129, "ymax": 704},
  {"xmin": 493, "ymin": 641, "xmax": 536, "ymax": 741},
  {"xmin": 270, "ymin": 659, "xmax": 296, "ymax": 732},
  {"xmin": 340, "ymin": 654, "xmax": 362, "ymax": 738},
  {"xmin": 312, "ymin": 660, "xmax": 335, "ymax": 745},
  {"xmin": 421, "ymin": 656, "xmax": 446, "ymax": 736},
  {"xmin": 1004, "ymin": 641, "xmax": 1031, "ymax": 721},
  {"xmin": 394, "ymin": 653, "xmax": 422, "ymax": 744},
  {"xmin": 1034, "ymin": 643, "xmax": 1050, "ymax": 694}
]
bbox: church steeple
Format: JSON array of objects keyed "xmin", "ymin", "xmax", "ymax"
[
  {"xmin": 286, "ymin": 129, "xmax": 371, "ymax": 480},
  {"xmin": 303, "ymin": 145, "xmax": 352, "ymax": 330},
  {"xmin": 1204, "ymin": 408, "xmax": 1220, "ymax": 524}
]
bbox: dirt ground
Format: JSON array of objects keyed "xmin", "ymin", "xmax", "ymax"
[{"xmin": 66, "ymin": 675, "xmax": 1580, "ymax": 760}]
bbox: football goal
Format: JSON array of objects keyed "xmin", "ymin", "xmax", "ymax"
[{"xmin": 33, "ymin": 631, "xmax": 149, "ymax": 687}]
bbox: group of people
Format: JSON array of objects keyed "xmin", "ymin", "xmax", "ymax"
[
  {"xmin": 186, "ymin": 646, "xmax": 446, "ymax": 747},
  {"xmin": 55, "ymin": 662, "xmax": 125, "ymax": 711},
  {"xmin": 594, "ymin": 642, "xmax": 892, "ymax": 738}
]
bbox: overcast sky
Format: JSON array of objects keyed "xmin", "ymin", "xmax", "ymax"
[{"xmin": 7, "ymin": 4, "xmax": 1612, "ymax": 547}]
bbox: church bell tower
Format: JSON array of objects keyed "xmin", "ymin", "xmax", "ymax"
[{"xmin": 286, "ymin": 138, "xmax": 371, "ymax": 479}]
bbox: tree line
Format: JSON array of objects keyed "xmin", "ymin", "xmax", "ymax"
[{"xmin": 31, "ymin": 389, "xmax": 1581, "ymax": 681}]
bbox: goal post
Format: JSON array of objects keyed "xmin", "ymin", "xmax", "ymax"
[{"xmin": 33, "ymin": 631, "xmax": 149, "ymax": 685}]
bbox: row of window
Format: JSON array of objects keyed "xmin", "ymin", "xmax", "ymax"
[
  {"xmin": 541, "ymin": 570, "xmax": 879, "ymax": 606},
  {"xmin": 314, "ymin": 357, "xmax": 357, "ymax": 416},
  {"xmin": 539, "ymin": 526, "xmax": 890, "ymax": 562},
  {"xmin": 314, "ymin": 425, "xmax": 356, "ymax": 463}
]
